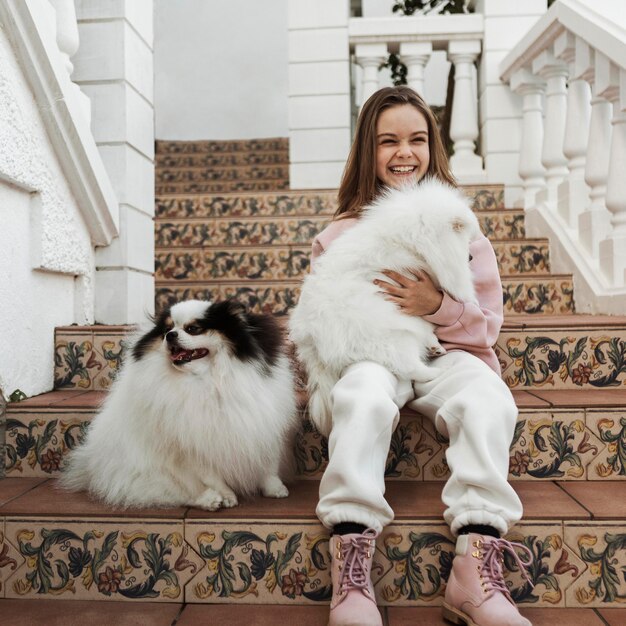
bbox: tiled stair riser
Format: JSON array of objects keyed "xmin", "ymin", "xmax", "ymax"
[
  {"xmin": 153, "ymin": 242, "xmax": 550, "ymax": 282},
  {"xmin": 154, "ymin": 212, "xmax": 526, "ymax": 247},
  {"xmin": 2, "ymin": 517, "xmax": 621, "ymax": 608},
  {"xmin": 154, "ymin": 187, "xmax": 504, "ymax": 219},
  {"xmin": 54, "ymin": 326, "xmax": 623, "ymax": 392},
  {"xmin": 154, "ymin": 278, "xmax": 575, "ymax": 317},
  {"xmin": 156, "ymin": 139, "xmax": 289, "ymax": 153},
  {"xmin": 156, "ymin": 180, "xmax": 291, "ymax": 194},
  {"xmin": 156, "ymin": 152, "xmax": 289, "ymax": 168},
  {"xmin": 156, "ymin": 165, "xmax": 290, "ymax": 183},
  {"xmin": 7, "ymin": 404, "xmax": 624, "ymax": 482}
]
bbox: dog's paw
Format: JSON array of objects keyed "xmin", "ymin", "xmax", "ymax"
[
  {"xmin": 221, "ymin": 492, "xmax": 239, "ymax": 508},
  {"xmin": 195, "ymin": 489, "xmax": 225, "ymax": 511},
  {"xmin": 427, "ymin": 345, "xmax": 446, "ymax": 358},
  {"xmin": 261, "ymin": 476, "xmax": 289, "ymax": 499}
]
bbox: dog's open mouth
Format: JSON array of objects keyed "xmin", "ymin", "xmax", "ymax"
[{"xmin": 169, "ymin": 348, "xmax": 209, "ymax": 364}]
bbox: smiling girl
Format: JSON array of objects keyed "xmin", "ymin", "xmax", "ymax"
[{"xmin": 308, "ymin": 86, "xmax": 533, "ymax": 626}]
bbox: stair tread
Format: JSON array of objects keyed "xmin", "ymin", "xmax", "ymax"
[{"xmin": 3, "ymin": 478, "xmax": 617, "ymax": 520}]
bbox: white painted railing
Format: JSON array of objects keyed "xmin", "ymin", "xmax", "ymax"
[
  {"xmin": 349, "ymin": 14, "xmax": 485, "ymax": 181},
  {"xmin": 500, "ymin": 0, "xmax": 626, "ymax": 309}
]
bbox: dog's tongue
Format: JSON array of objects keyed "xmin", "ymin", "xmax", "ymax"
[{"xmin": 170, "ymin": 348, "xmax": 193, "ymax": 363}]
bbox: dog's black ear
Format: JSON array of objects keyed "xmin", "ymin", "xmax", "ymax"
[{"xmin": 225, "ymin": 299, "xmax": 248, "ymax": 319}]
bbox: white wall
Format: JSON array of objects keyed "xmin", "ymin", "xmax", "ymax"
[
  {"xmin": 154, "ymin": 0, "xmax": 289, "ymax": 140},
  {"xmin": 0, "ymin": 26, "xmax": 94, "ymax": 397}
]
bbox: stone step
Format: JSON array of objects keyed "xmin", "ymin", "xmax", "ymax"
[
  {"xmin": 0, "ymin": 600, "xmax": 619, "ymax": 626},
  {"xmin": 155, "ymin": 137, "xmax": 289, "ymax": 154},
  {"xmin": 153, "ymin": 240, "xmax": 551, "ymax": 283},
  {"xmin": 52, "ymin": 316, "xmax": 625, "ymax": 392},
  {"xmin": 154, "ymin": 186, "xmax": 504, "ymax": 219},
  {"xmin": 154, "ymin": 276, "xmax": 575, "ymax": 317},
  {"xmin": 156, "ymin": 164, "xmax": 290, "ymax": 184},
  {"xmin": 1, "ymin": 477, "xmax": 625, "ymax": 608},
  {"xmin": 154, "ymin": 210, "xmax": 527, "ymax": 248},
  {"xmin": 156, "ymin": 150, "xmax": 289, "ymax": 168},
  {"xmin": 5, "ymin": 389, "xmax": 626, "ymax": 481},
  {"xmin": 155, "ymin": 179, "xmax": 291, "ymax": 195}
]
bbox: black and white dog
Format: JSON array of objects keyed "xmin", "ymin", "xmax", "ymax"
[{"xmin": 62, "ymin": 299, "xmax": 297, "ymax": 510}]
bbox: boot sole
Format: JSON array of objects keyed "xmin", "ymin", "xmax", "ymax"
[{"xmin": 442, "ymin": 603, "xmax": 478, "ymax": 626}]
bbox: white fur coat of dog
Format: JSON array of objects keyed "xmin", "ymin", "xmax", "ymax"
[{"xmin": 289, "ymin": 179, "xmax": 481, "ymax": 436}]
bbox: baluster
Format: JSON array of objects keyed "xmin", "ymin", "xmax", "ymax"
[
  {"xmin": 555, "ymin": 33, "xmax": 591, "ymax": 230},
  {"xmin": 448, "ymin": 40, "xmax": 483, "ymax": 179},
  {"xmin": 399, "ymin": 42, "xmax": 432, "ymax": 98},
  {"xmin": 355, "ymin": 43, "xmax": 388, "ymax": 108},
  {"xmin": 532, "ymin": 51, "xmax": 569, "ymax": 205},
  {"xmin": 597, "ymin": 56, "xmax": 626, "ymax": 286},
  {"xmin": 511, "ymin": 69, "xmax": 546, "ymax": 210}
]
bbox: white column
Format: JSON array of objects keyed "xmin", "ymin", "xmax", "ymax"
[
  {"xmin": 49, "ymin": 0, "xmax": 91, "ymax": 123},
  {"xmin": 597, "ymin": 57, "xmax": 626, "ymax": 287},
  {"xmin": 532, "ymin": 51, "xmax": 569, "ymax": 205},
  {"xmin": 399, "ymin": 42, "xmax": 432, "ymax": 98},
  {"xmin": 448, "ymin": 40, "xmax": 484, "ymax": 181},
  {"xmin": 355, "ymin": 43, "xmax": 388, "ymax": 107},
  {"xmin": 511, "ymin": 69, "xmax": 546, "ymax": 210},
  {"xmin": 555, "ymin": 33, "xmax": 591, "ymax": 230}
]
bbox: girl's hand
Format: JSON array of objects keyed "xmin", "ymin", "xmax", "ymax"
[{"xmin": 374, "ymin": 269, "xmax": 443, "ymax": 316}]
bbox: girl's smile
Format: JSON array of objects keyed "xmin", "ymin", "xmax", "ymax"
[{"xmin": 375, "ymin": 104, "xmax": 430, "ymax": 189}]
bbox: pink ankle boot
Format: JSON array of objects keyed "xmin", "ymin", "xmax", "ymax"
[
  {"xmin": 328, "ymin": 529, "xmax": 382, "ymax": 626},
  {"xmin": 443, "ymin": 533, "xmax": 533, "ymax": 626}
]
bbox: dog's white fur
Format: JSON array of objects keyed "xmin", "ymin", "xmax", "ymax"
[
  {"xmin": 289, "ymin": 179, "xmax": 481, "ymax": 436},
  {"xmin": 61, "ymin": 300, "xmax": 297, "ymax": 510}
]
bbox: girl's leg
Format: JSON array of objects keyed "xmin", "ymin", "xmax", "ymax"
[
  {"xmin": 317, "ymin": 361, "xmax": 413, "ymax": 626},
  {"xmin": 409, "ymin": 351, "xmax": 530, "ymax": 626}
]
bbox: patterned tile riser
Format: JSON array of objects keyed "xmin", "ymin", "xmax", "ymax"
[
  {"xmin": 184, "ymin": 521, "xmax": 589, "ymax": 607},
  {"xmin": 156, "ymin": 180, "xmax": 291, "ymax": 194},
  {"xmin": 154, "ymin": 279, "xmax": 575, "ymax": 317},
  {"xmin": 156, "ymin": 166, "xmax": 290, "ymax": 183},
  {"xmin": 156, "ymin": 153, "xmax": 289, "ymax": 168},
  {"xmin": 154, "ymin": 213, "xmax": 526, "ymax": 248},
  {"xmin": 57, "ymin": 323, "xmax": 623, "ymax": 394},
  {"xmin": 154, "ymin": 188, "xmax": 504, "ymax": 219},
  {"xmin": 1, "ymin": 518, "xmax": 203, "ymax": 601},
  {"xmin": 153, "ymin": 242, "xmax": 550, "ymax": 283},
  {"xmin": 156, "ymin": 139, "xmax": 289, "ymax": 153}
]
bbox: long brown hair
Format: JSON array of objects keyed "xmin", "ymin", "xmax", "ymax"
[{"xmin": 335, "ymin": 86, "xmax": 456, "ymax": 220}]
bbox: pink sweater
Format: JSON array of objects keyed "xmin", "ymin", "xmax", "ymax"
[{"xmin": 310, "ymin": 218, "xmax": 503, "ymax": 375}]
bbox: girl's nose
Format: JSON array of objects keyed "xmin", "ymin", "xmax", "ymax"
[{"xmin": 396, "ymin": 142, "xmax": 412, "ymax": 157}]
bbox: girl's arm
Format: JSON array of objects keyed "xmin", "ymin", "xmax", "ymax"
[{"xmin": 422, "ymin": 235, "xmax": 503, "ymax": 349}]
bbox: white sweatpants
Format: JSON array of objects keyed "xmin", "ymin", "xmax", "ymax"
[{"xmin": 316, "ymin": 351, "xmax": 523, "ymax": 536}]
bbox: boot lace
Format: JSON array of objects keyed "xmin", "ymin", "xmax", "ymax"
[
  {"xmin": 338, "ymin": 529, "xmax": 377, "ymax": 593},
  {"xmin": 476, "ymin": 537, "xmax": 534, "ymax": 600}
]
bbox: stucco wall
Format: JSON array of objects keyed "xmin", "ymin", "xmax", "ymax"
[
  {"xmin": 154, "ymin": 0, "xmax": 289, "ymax": 140},
  {"xmin": 0, "ymin": 25, "xmax": 94, "ymax": 398}
]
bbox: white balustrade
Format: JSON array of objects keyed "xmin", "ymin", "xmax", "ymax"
[
  {"xmin": 48, "ymin": 0, "xmax": 91, "ymax": 124},
  {"xmin": 448, "ymin": 40, "xmax": 483, "ymax": 179},
  {"xmin": 511, "ymin": 69, "xmax": 546, "ymax": 209},
  {"xmin": 355, "ymin": 43, "xmax": 388, "ymax": 107},
  {"xmin": 399, "ymin": 42, "xmax": 432, "ymax": 97},
  {"xmin": 532, "ymin": 51, "xmax": 569, "ymax": 205}
]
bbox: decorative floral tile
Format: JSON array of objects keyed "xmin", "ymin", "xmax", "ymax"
[
  {"xmin": 4, "ymin": 519, "xmax": 202, "ymax": 601},
  {"xmin": 156, "ymin": 166, "xmax": 289, "ymax": 184},
  {"xmin": 295, "ymin": 414, "xmax": 442, "ymax": 481},
  {"xmin": 156, "ymin": 138, "xmax": 289, "ymax": 154},
  {"xmin": 496, "ymin": 330, "xmax": 626, "ymax": 390},
  {"xmin": 494, "ymin": 241, "xmax": 550, "ymax": 275},
  {"xmin": 155, "ymin": 193, "xmax": 338, "ymax": 219},
  {"xmin": 155, "ymin": 248, "xmax": 310, "ymax": 282},
  {"xmin": 0, "ymin": 523, "xmax": 23, "ymax": 597},
  {"xmin": 479, "ymin": 211, "xmax": 525, "ymax": 240},
  {"xmin": 564, "ymin": 522, "xmax": 626, "ymax": 607},
  {"xmin": 502, "ymin": 278, "xmax": 575, "ymax": 316},
  {"xmin": 155, "ymin": 283, "xmax": 301, "ymax": 315},
  {"xmin": 155, "ymin": 180, "xmax": 290, "ymax": 195},
  {"xmin": 54, "ymin": 331, "xmax": 127, "ymax": 391},
  {"xmin": 155, "ymin": 217, "xmax": 329, "ymax": 248},
  {"xmin": 156, "ymin": 151, "xmax": 288, "ymax": 168},
  {"xmin": 586, "ymin": 410, "xmax": 626, "ymax": 479},
  {"xmin": 465, "ymin": 186, "xmax": 504, "ymax": 211},
  {"xmin": 4, "ymin": 411, "xmax": 93, "ymax": 477}
]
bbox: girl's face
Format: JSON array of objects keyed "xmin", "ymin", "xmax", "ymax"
[{"xmin": 375, "ymin": 104, "xmax": 430, "ymax": 189}]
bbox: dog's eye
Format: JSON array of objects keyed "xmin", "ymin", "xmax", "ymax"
[{"xmin": 185, "ymin": 324, "xmax": 202, "ymax": 335}]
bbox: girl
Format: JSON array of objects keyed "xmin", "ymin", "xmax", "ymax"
[{"xmin": 309, "ymin": 86, "xmax": 533, "ymax": 626}]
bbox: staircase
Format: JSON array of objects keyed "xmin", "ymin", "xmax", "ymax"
[{"xmin": 2, "ymin": 138, "xmax": 626, "ymax": 626}]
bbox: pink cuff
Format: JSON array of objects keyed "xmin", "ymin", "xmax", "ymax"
[{"xmin": 423, "ymin": 292, "xmax": 465, "ymax": 327}]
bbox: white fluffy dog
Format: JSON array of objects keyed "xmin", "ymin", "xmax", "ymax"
[
  {"xmin": 62, "ymin": 299, "xmax": 297, "ymax": 510},
  {"xmin": 289, "ymin": 179, "xmax": 481, "ymax": 436}
]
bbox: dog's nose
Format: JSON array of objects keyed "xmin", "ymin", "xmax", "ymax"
[{"xmin": 165, "ymin": 330, "xmax": 178, "ymax": 343}]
